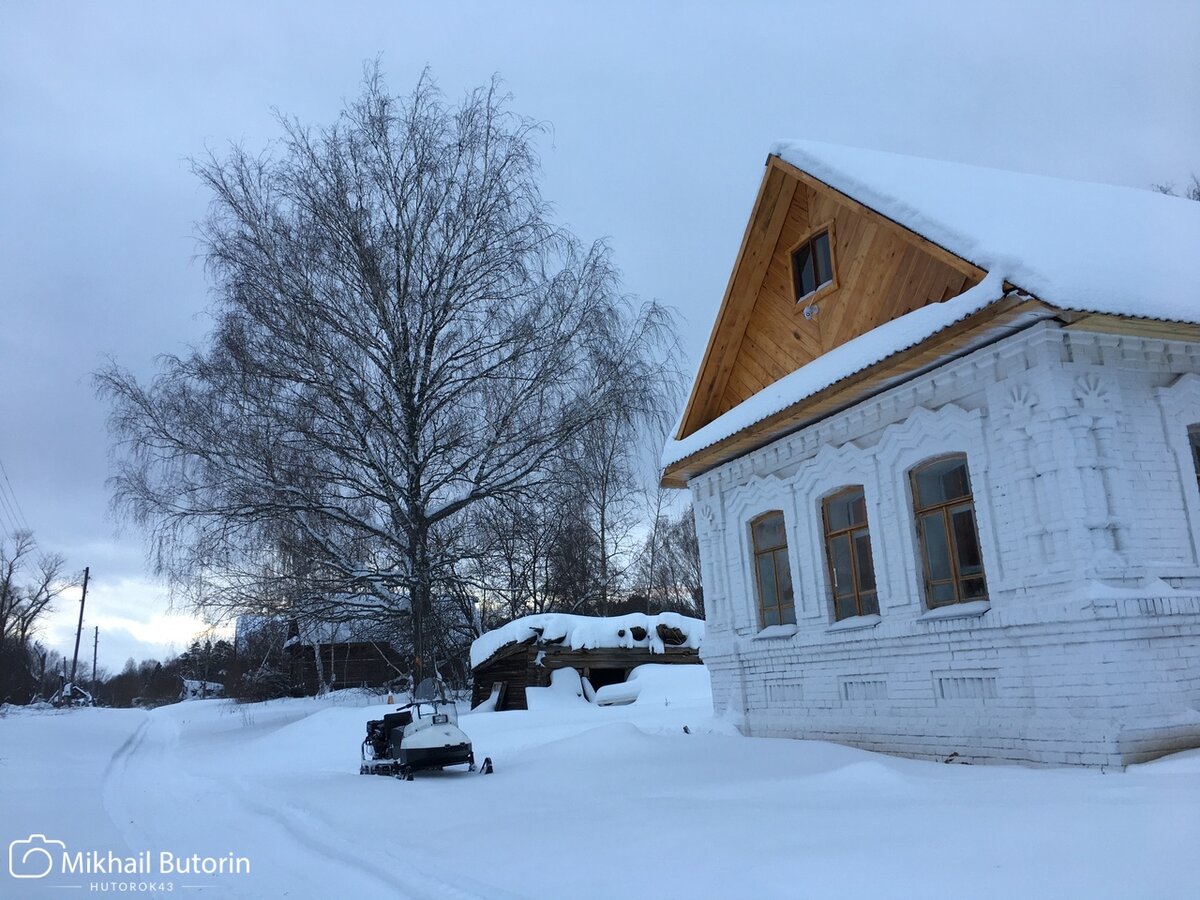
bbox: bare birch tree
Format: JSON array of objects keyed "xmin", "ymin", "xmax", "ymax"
[
  {"xmin": 0, "ymin": 531, "xmax": 69, "ymax": 649},
  {"xmin": 98, "ymin": 66, "xmax": 679, "ymax": 682},
  {"xmin": 634, "ymin": 501, "xmax": 704, "ymax": 615}
]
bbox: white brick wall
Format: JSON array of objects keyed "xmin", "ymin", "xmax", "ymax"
[{"xmin": 691, "ymin": 321, "xmax": 1200, "ymax": 766}]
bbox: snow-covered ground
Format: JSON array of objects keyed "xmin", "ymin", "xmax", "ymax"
[{"xmin": 2, "ymin": 667, "xmax": 1198, "ymax": 899}]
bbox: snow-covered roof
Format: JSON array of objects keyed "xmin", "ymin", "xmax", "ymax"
[
  {"xmin": 773, "ymin": 140, "xmax": 1200, "ymax": 321},
  {"xmin": 470, "ymin": 612, "xmax": 705, "ymax": 669},
  {"xmin": 663, "ymin": 142, "xmax": 1200, "ymax": 470},
  {"xmin": 234, "ymin": 614, "xmax": 284, "ymax": 649}
]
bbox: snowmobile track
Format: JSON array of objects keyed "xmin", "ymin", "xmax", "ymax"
[{"xmin": 99, "ymin": 705, "xmax": 517, "ymax": 899}]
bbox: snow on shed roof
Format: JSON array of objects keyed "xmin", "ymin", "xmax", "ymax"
[
  {"xmin": 662, "ymin": 143, "xmax": 1200, "ymax": 470},
  {"xmin": 470, "ymin": 612, "xmax": 704, "ymax": 670}
]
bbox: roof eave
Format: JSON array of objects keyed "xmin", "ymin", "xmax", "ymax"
[{"xmin": 661, "ymin": 296, "xmax": 1062, "ymax": 488}]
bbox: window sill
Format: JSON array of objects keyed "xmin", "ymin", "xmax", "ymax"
[
  {"xmin": 918, "ymin": 600, "xmax": 991, "ymax": 622},
  {"xmin": 825, "ymin": 614, "xmax": 881, "ymax": 633},
  {"xmin": 794, "ymin": 280, "xmax": 837, "ymax": 312},
  {"xmin": 752, "ymin": 624, "xmax": 798, "ymax": 641}
]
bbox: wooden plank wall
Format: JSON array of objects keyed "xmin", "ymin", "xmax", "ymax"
[
  {"xmin": 287, "ymin": 641, "xmax": 406, "ymax": 696},
  {"xmin": 471, "ymin": 645, "xmax": 535, "ymax": 711},
  {"xmin": 471, "ymin": 644, "xmax": 703, "ymax": 711},
  {"xmin": 717, "ymin": 181, "xmax": 980, "ymax": 416}
]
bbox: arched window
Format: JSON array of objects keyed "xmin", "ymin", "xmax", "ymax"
[
  {"xmin": 910, "ymin": 455, "xmax": 988, "ymax": 607},
  {"xmin": 751, "ymin": 512, "xmax": 795, "ymax": 627},
  {"xmin": 822, "ymin": 487, "xmax": 878, "ymax": 620}
]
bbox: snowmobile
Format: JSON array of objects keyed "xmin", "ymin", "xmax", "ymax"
[{"xmin": 360, "ymin": 677, "xmax": 493, "ymax": 780}]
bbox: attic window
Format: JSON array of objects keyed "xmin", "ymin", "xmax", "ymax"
[{"xmin": 792, "ymin": 229, "xmax": 834, "ymax": 301}]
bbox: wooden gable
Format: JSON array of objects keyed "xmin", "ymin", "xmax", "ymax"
[
  {"xmin": 664, "ymin": 153, "xmax": 1200, "ymax": 489},
  {"xmin": 678, "ymin": 156, "xmax": 986, "ymax": 440}
]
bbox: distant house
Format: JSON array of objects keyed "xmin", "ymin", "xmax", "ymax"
[
  {"xmin": 233, "ymin": 614, "xmax": 287, "ymax": 652},
  {"xmin": 180, "ymin": 678, "xmax": 224, "ymax": 701},
  {"xmin": 470, "ymin": 613, "xmax": 704, "ymax": 710},
  {"xmin": 284, "ymin": 618, "xmax": 407, "ymax": 694},
  {"xmin": 663, "ymin": 142, "xmax": 1200, "ymax": 766}
]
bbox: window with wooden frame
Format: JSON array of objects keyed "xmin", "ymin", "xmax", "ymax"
[
  {"xmin": 910, "ymin": 455, "xmax": 988, "ymax": 607},
  {"xmin": 750, "ymin": 511, "xmax": 795, "ymax": 627},
  {"xmin": 821, "ymin": 487, "xmax": 879, "ymax": 620},
  {"xmin": 1189, "ymin": 425, "xmax": 1200, "ymax": 489},
  {"xmin": 791, "ymin": 228, "xmax": 834, "ymax": 302}
]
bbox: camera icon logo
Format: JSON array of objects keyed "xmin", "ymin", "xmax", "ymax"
[{"xmin": 9, "ymin": 834, "xmax": 66, "ymax": 879}]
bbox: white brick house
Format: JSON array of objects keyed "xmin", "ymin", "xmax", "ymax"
[{"xmin": 663, "ymin": 142, "xmax": 1200, "ymax": 766}]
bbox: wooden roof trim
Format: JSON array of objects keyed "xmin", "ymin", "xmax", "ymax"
[
  {"xmin": 1061, "ymin": 313, "xmax": 1200, "ymax": 342},
  {"xmin": 661, "ymin": 297, "xmax": 1060, "ymax": 487},
  {"xmin": 676, "ymin": 163, "xmax": 797, "ymax": 439},
  {"xmin": 472, "ymin": 634, "xmax": 538, "ymax": 671}
]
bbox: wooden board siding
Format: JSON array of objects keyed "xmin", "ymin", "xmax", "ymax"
[
  {"xmin": 287, "ymin": 641, "xmax": 406, "ymax": 696},
  {"xmin": 470, "ymin": 642, "xmax": 702, "ymax": 711},
  {"xmin": 677, "ymin": 156, "xmax": 989, "ymax": 442},
  {"xmin": 714, "ymin": 176, "xmax": 981, "ymax": 417},
  {"xmin": 470, "ymin": 644, "xmax": 536, "ymax": 711}
]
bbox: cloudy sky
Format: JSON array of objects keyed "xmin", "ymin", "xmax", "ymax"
[{"xmin": 1, "ymin": 0, "xmax": 1197, "ymax": 672}]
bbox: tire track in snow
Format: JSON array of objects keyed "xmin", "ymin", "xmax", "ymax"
[
  {"xmin": 101, "ymin": 710, "xmax": 394, "ymax": 898},
  {"xmin": 225, "ymin": 778, "xmax": 520, "ymax": 900},
  {"xmin": 99, "ymin": 706, "xmax": 515, "ymax": 899},
  {"xmin": 100, "ymin": 713, "xmax": 152, "ymax": 848}
]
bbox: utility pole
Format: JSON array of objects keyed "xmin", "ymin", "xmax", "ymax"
[
  {"xmin": 69, "ymin": 566, "xmax": 89, "ymax": 691},
  {"xmin": 92, "ymin": 626, "xmax": 99, "ymax": 693}
]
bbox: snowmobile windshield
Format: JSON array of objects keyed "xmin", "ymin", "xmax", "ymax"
[
  {"xmin": 413, "ymin": 677, "xmax": 449, "ymax": 704},
  {"xmin": 412, "ymin": 677, "xmax": 458, "ymax": 723}
]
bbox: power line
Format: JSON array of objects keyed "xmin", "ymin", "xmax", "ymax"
[
  {"xmin": 0, "ymin": 484, "xmax": 20, "ymax": 537},
  {"xmin": 0, "ymin": 454, "xmax": 32, "ymax": 536},
  {"xmin": 0, "ymin": 455, "xmax": 31, "ymax": 527}
]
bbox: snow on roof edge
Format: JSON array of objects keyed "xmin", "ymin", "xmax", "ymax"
[{"xmin": 662, "ymin": 273, "xmax": 1008, "ymax": 469}]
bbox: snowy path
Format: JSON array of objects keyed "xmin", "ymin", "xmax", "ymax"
[
  {"xmin": 3, "ymin": 682, "xmax": 1200, "ymax": 898},
  {"xmin": 96, "ymin": 700, "xmax": 503, "ymax": 899}
]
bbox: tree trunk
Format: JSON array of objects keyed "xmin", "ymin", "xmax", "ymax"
[
  {"xmin": 328, "ymin": 635, "xmax": 336, "ymax": 691},
  {"xmin": 408, "ymin": 522, "xmax": 432, "ymax": 687},
  {"xmin": 311, "ymin": 640, "xmax": 327, "ymax": 695},
  {"xmin": 598, "ymin": 507, "xmax": 608, "ymax": 616}
]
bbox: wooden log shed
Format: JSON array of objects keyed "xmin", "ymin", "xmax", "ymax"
[
  {"xmin": 286, "ymin": 639, "xmax": 407, "ymax": 695},
  {"xmin": 471, "ymin": 621, "xmax": 702, "ymax": 711}
]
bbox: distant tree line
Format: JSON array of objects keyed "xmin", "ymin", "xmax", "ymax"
[
  {"xmin": 98, "ymin": 637, "xmax": 237, "ymax": 707},
  {"xmin": 91, "ymin": 634, "xmax": 299, "ymax": 708}
]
